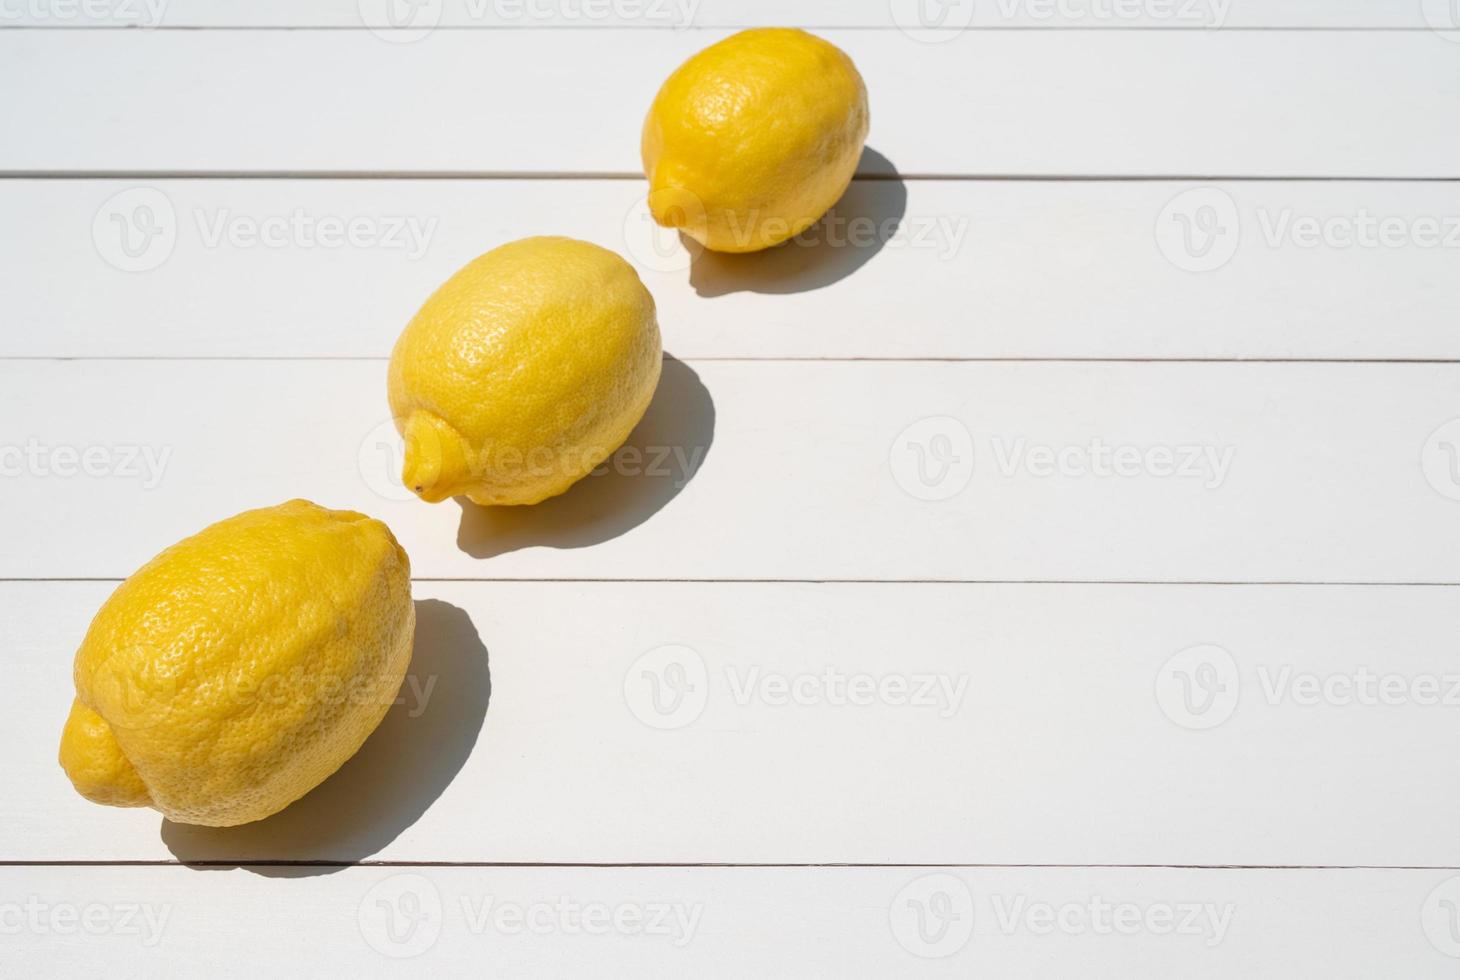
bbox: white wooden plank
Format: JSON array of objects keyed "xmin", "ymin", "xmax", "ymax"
[
  {"xmin": 10, "ymin": 580, "xmax": 1460, "ymax": 865},
  {"xmin": 0, "ymin": 0, "xmax": 1438, "ymax": 30},
  {"xmin": 4, "ymin": 30, "xmax": 1460, "ymax": 177},
  {"xmin": 1, "ymin": 864, "xmax": 1451, "ymax": 978},
  {"xmin": 2, "ymin": 360, "xmax": 1459, "ymax": 583},
  {"xmin": 11, "ymin": 178, "xmax": 1460, "ymax": 360}
]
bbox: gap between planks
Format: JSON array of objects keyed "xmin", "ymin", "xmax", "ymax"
[
  {"xmin": 10, "ymin": 357, "xmax": 1460, "ymax": 364},
  {"xmin": 5, "ymin": 860, "xmax": 1460, "ymax": 870},
  {"xmin": 0, "ymin": 25, "xmax": 1454, "ymax": 33},
  {"xmin": 5, "ymin": 171, "xmax": 1460, "ymax": 181},
  {"xmin": 9, "ymin": 579, "xmax": 1460, "ymax": 586}
]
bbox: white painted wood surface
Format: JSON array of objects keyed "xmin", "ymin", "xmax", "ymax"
[
  {"xmin": 8, "ymin": 580, "xmax": 1460, "ymax": 866},
  {"xmin": 6, "ymin": 865, "xmax": 1454, "ymax": 978},
  {"xmin": 4, "ymin": 11, "xmax": 1459, "ymax": 977},
  {"xmin": 4, "ymin": 360, "xmax": 1458, "ymax": 583},
  {"xmin": 5, "ymin": 29, "xmax": 1460, "ymax": 176},
  {"xmin": 0, "ymin": 0, "xmax": 1444, "ymax": 29},
  {"xmin": 11, "ymin": 178, "xmax": 1460, "ymax": 359}
]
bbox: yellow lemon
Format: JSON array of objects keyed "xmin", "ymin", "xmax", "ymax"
[
  {"xmin": 642, "ymin": 28, "xmax": 870, "ymax": 253},
  {"xmin": 388, "ymin": 236, "xmax": 662, "ymax": 506},
  {"xmin": 59, "ymin": 500, "xmax": 414, "ymax": 827}
]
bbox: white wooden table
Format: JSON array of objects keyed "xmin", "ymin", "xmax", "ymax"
[{"xmin": 5, "ymin": 3, "xmax": 1460, "ymax": 975}]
